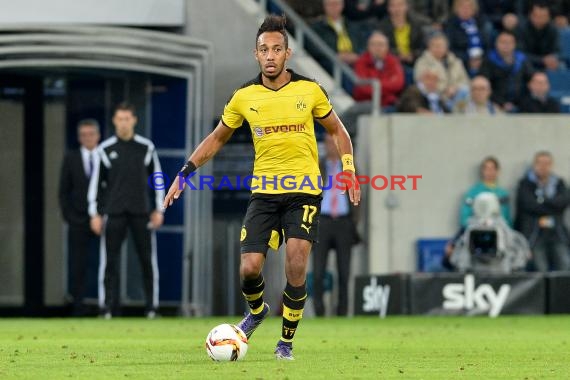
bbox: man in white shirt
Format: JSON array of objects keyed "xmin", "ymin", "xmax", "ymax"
[
  {"xmin": 58, "ymin": 119, "xmax": 100, "ymax": 316},
  {"xmin": 312, "ymin": 134, "xmax": 358, "ymax": 316}
]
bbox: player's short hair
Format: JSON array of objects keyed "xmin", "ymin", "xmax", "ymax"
[
  {"xmin": 256, "ymin": 15, "xmax": 288, "ymax": 48},
  {"xmin": 77, "ymin": 118, "xmax": 100, "ymax": 132},
  {"xmin": 114, "ymin": 102, "xmax": 136, "ymax": 116}
]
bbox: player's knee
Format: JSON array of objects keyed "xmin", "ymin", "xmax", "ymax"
[
  {"xmin": 240, "ymin": 265, "xmax": 260, "ymax": 280},
  {"xmin": 288, "ymin": 266, "xmax": 306, "ymax": 280},
  {"xmin": 240, "ymin": 253, "xmax": 263, "ymax": 279},
  {"xmin": 285, "ymin": 256, "xmax": 307, "ymax": 285}
]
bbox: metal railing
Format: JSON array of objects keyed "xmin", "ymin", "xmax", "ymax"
[{"xmin": 260, "ymin": 0, "xmax": 381, "ymax": 116}]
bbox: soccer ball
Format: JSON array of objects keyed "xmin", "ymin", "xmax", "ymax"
[{"xmin": 205, "ymin": 323, "xmax": 248, "ymax": 361}]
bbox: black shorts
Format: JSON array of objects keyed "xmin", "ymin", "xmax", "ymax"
[{"xmin": 240, "ymin": 192, "xmax": 322, "ymax": 254}]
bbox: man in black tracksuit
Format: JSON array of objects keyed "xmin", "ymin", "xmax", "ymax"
[{"xmin": 88, "ymin": 102, "xmax": 164, "ymax": 318}]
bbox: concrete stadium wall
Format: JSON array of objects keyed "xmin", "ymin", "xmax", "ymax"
[
  {"xmin": 0, "ymin": 0, "xmax": 185, "ymax": 25},
  {"xmin": 359, "ymin": 114, "xmax": 570, "ymax": 274},
  {"xmin": 186, "ymin": 0, "xmax": 261, "ymax": 116}
]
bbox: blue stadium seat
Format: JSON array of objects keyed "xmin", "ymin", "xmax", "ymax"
[
  {"xmin": 547, "ymin": 70, "xmax": 570, "ymax": 93},
  {"xmin": 559, "ymin": 28, "xmax": 570, "ymax": 66},
  {"xmin": 547, "ymin": 70, "xmax": 570, "ymax": 113}
]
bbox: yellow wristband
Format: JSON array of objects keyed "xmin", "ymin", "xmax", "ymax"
[{"xmin": 341, "ymin": 154, "xmax": 355, "ymax": 172}]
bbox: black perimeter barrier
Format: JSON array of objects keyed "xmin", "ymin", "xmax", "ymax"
[{"xmin": 354, "ymin": 272, "xmax": 570, "ymax": 317}]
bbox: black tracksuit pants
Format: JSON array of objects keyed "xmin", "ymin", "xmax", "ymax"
[{"xmin": 101, "ymin": 213, "xmax": 157, "ymax": 314}]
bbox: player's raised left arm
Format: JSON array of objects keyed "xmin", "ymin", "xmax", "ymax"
[{"xmin": 319, "ymin": 110, "xmax": 360, "ymax": 206}]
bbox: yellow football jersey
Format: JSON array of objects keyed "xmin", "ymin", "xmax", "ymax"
[{"xmin": 221, "ymin": 69, "xmax": 332, "ymax": 195}]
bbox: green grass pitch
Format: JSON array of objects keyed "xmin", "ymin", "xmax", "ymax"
[{"xmin": 1, "ymin": 316, "xmax": 569, "ymax": 379}]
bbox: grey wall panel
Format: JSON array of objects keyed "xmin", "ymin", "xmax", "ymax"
[
  {"xmin": 43, "ymin": 100, "xmax": 66, "ymax": 306},
  {"xmin": 0, "ymin": 100, "xmax": 25, "ymax": 305}
]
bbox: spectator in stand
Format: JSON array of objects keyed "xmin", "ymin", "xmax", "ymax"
[
  {"xmin": 515, "ymin": 151, "xmax": 570, "ymax": 272},
  {"xmin": 414, "ymin": 33, "xmax": 470, "ymax": 109},
  {"xmin": 408, "ymin": 0, "xmax": 449, "ymax": 29},
  {"xmin": 454, "ymin": 76, "xmax": 502, "ymax": 114},
  {"xmin": 353, "ymin": 31, "xmax": 405, "ymax": 107},
  {"xmin": 374, "ymin": 0, "xmax": 428, "ymax": 67},
  {"xmin": 519, "ymin": 72, "xmax": 560, "ymax": 113},
  {"xmin": 343, "ymin": 0, "xmax": 386, "ymax": 21},
  {"xmin": 340, "ymin": 31, "xmax": 404, "ymax": 136},
  {"xmin": 552, "ymin": 0, "xmax": 570, "ymax": 28},
  {"xmin": 460, "ymin": 156, "xmax": 511, "ymax": 227},
  {"xmin": 445, "ymin": 0, "xmax": 490, "ymax": 65},
  {"xmin": 480, "ymin": 30, "xmax": 533, "ymax": 112},
  {"xmin": 517, "ymin": 2, "xmax": 560, "ymax": 70},
  {"xmin": 397, "ymin": 69, "xmax": 450, "ymax": 113},
  {"xmin": 479, "ymin": 0, "xmax": 519, "ymax": 34},
  {"xmin": 309, "ymin": 0, "xmax": 367, "ymax": 72}
]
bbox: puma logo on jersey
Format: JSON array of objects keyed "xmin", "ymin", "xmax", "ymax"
[
  {"xmin": 301, "ymin": 224, "xmax": 311, "ymax": 234},
  {"xmin": 250, "ymin": 107, "xmax": 259, "ymax": 114}
]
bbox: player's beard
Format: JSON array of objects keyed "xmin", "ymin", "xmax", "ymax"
[{"xmin": 261, "ymin": 63, "xmax": 284, "ymax": 80}]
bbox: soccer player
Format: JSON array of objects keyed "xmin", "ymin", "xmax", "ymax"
[{"xmin": 163, "ymin": 15, "xmax": 360, "ymax": 360}]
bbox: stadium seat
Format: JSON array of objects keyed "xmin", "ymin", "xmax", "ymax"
[
  {"xmin": 417, "ymin": 238, "xmax": 450, "ymax": 272},
  {"xmin": 547, "ymin": 70, "xmax": 570, "ymax": 113},
  {"xmin": 559, "ymin": 28, "xmax": 570, "ymax": 66},
  {"xmin": 547, "ymin": 70, "xmax": 570, "ymax": 93}
]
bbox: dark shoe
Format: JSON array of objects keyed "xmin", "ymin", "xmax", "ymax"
[
  {"xmin": 274, "ymin": 341, "xmax": 294, "ymax": 360},
  {"xmin": 237, "ymin": 303, "xmax": 270, "ymax": 339}
]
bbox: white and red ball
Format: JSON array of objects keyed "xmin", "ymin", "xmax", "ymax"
[{"xmin": 205, "ymin": 324, "xmax": 248, "ymax": 361}]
